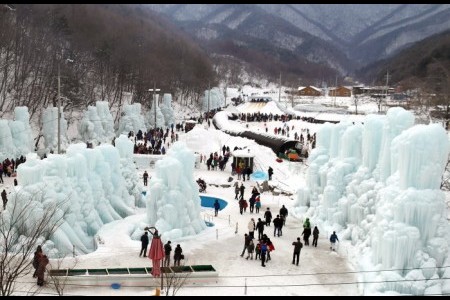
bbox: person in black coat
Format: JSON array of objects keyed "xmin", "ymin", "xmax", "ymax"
[
  {"xmin": 312, "ymin": 226, "xmax": 319, "ymax": 247},
  {"xmin": 268, "ymin": 166, "xmax": 273, "ymax": 180},
  {"xmin": 174, "ymin": 244, "xmax": 183, "ymax": 266},
  {"xmin": 164, "ymin": 241, "xmax": 172, "ymax": 266},
  {"xmin": 292, "ymin": 237, "xmax": 303, "ymax": 266},
  {"xmin": 1, "ymin": 189, "xmax": 7, "ymax": 210},
  {"xmin": 214, "ymin": 199, "xmax": 220, "ymax": 217},
  {"xmin": 140, "ymin": 232, "xmax": 149, "ymax": 257},
  {"xmin": 256, "ymin": 218, "xmax": 265, "ymax": 240},
  {"xmin": 264, "ymin": 207, "xmax": 272, "ymax": 226}
]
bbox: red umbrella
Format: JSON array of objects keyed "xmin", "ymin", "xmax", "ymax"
[{"xmin": 148, "ymin": 229, "xmax": 165, "ymax": 277}]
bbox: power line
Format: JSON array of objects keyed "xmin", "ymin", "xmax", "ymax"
[{"xmin": 15, "ymin": 275, "xmax": 450, "ymax": 292}]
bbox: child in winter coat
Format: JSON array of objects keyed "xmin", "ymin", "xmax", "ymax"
[
  {"xmin": 246, "ymin": 240, "xmax": 255, "ymax": 260},
  {"xmin": 255, "ymin": 241, "xmax": 261, "ymax": 260},
  {"xmin": 255, "ymin": 196, "xmax": 261, "ymax": 213}
]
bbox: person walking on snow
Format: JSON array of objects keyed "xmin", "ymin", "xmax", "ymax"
[
  {"xmin": 1, "ymin": 189, "xmax": 7, "ymax": 210},
  {"xmin": 268, "ymin": 166, "xmax": 273, "ymax": 180},
  {"xmin": 143, "ymin": 171, "xmax": 149, "ymax": 186},
  {"xmin": 312, "ymin": 226, "xmax": 319, "ymax": 247},
  {"xmin": 140, "ymin": 232, "xmax": 149, "ymax": 257},
  {"xmin": 214, "ymin": 199, "xmax": 220, "ymax": 217},
  {"xmin": 248, "ymin": 218, "xmax": 256, "ymax": 238},
  {"xmin": 246, "ymin": 239, "xmax": 255, "ymax": 260},
  {"xmin": 279, "ymin": 205, "xmax": 288, "ymax": 225},
  {"xmin": 264, "ymin": 207, "xmax": 272, "ymax": 226},
  {"xmin": 240, "ymin": 233, "xmax": 252, "ymax": 257},
  {"xmin": 256, "ymin": 218, "xmax": 265, "ymax": 240},
  {"xmin": 174, "ymin": 244, "xmax": 183, "ymax": 266},
  {"xmin": 164, "ymin": 241, "xmax": 172, "ymax": 267},
  {"xmin": 330, "ymin": 231, "xmax": 339, "ymax": 251},
  {"xmin": 234, "ymin": 181, "xmax": 240, "ymax": 200},
  {"xmin": 260, "ymin": 241, "xmax": 268, "ymax": 267},
  {"xmin": 240, "ymin": 183, "xmax": 245, "ymax": 200},
  {"xmin": 292, "ymin": 237, "xmax": 303, "ymax": 266}
]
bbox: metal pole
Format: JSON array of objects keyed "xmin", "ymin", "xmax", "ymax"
[
  {"xmin": 278, "ymin": 72, "xmax": 283, "ymax": 107},
  {"xmin": 334, "ymin": 75, "xmax": 337, "ymax": 107},
  {"xmin": 57, "ymin": 61, "xmax": 61, "ymax": 154},
  {"xmin": 208, "ymin": 81, "xmax": 210, "ymax": 119},
  {"xmin": 153, "ymin": 83, "xmax": 157, "ymax": 128}
]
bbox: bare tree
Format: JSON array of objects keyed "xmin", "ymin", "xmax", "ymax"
[
  {"xmin": 47, "ymin": 256, "xmax": 78, "ymax": 296},
  {"xmin": 353, "ymin": 93, "xmax": 360, "ymax": 115},
  {"xmin": 160, "ymin": 264, "xmax": 190, "ymax": 296},
  {"xmin": 0, "ymin": 189, "xmax": 69, "ymax": 296}
]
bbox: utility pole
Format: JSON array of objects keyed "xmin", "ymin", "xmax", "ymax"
[
  {"xmin": 207, "ymin": 81, "xmax": 211, "ymax": 120},
  {"xmin": 278, "ymin": 72, "xmax": 283, "ymax": 107},
  {"xmin": 384, "ymin": 70, "xmax": 391, "ymax": 112},
  {"xmin": 149, "ymin": 84, "xmax": 160, "ymax": 128},
  {"xmin": 385, "ymin": 70, "xmax": 390, "ymax": 98},
  {"xmin": 57, "ymin": 61, "xmax": 61, "ymax": 154},
  {"xmin": 334, "ymin": 75, "xmax": 337, "ymax": 107}
]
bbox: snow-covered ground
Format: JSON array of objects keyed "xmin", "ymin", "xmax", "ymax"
[{"xmin": 7, "ymin": 84, "xmax": 450, "ymax": 296}]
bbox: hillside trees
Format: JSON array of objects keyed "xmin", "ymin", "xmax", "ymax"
[{"xmin": 0, "ymin": 4, "xmax": 215, "ymax": 124}]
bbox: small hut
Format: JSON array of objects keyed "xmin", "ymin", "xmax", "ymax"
[{"xmin": 232, "ymin": 149, "xmax": 255, "ymax": 173}]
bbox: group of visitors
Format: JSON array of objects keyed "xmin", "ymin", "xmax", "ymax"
[{"xmin": 139, "ymin": 232, "xmax": 184, "ymax": 267}]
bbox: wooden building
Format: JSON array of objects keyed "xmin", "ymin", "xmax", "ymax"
[
  {"xmin": 298, "ymin": 86, "xmax": 322, "ymax": 97},
  {"xmin": 329, "ymin": 86, "xmax": 352, "ymax": 97}
]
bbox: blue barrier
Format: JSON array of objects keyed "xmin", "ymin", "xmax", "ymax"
[{"xmin": 199, "ymin": 195, "xmax": 228, "ymax": 211}]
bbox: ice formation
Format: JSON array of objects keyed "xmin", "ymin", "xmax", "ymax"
[
  {"xmin": 116, "ymin": 103, "xmax": 146, "ymax": 136},
  {"xmin": 78, "ymin": 101, "xmax": 115, "ymax": 144},
  {"xmin": 147, "ymin": 94, "xmax": 165, "ymax": 129},
  {"xmin": 42, "ymin": 106, "xmax": 69, "ymax": 153},
  {"xmin": 0, "ymin": 106, "xmax": 33, "ymax": 160},
  {"xmin": 146, "ymin": 142, "xmax": 206, "ymax": 240},
  {"xmin": 294, "ymin": 107, "xmax": 450, "ymax": 295},
  {"xmin": 202, "ymin": 87, "xmax": 225, "ymax": 112},
  {"xmin": 160, "ymin": 93, "xmax": 175, "ymax": 127},
  {"xmin": 11, "ymin": 135, "xmax": 139, "ymax": 256}
]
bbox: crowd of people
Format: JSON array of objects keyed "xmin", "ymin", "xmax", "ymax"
[
  {"xmin": 238, "ymin": 206, "xmax": 339, "ymax": 267},
  {"xmin": 129, "ymin": 127, "xmax": 178, "ymax": 155},
  {"xmin": 200, "ymin": 145, "xmax": 232, "ymax": 172}
]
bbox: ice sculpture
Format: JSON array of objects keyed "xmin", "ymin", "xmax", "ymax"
[
  {"xmin": 295, "ymin": 107, "xmax": 450, "ymax": 295},
  {"xmin": 42, "ymin": 106, "xmax": 68, "ymax": 153},
  {"xmin": 12, "ymin": 137, "xmax": 139, "ymax": 256},
  {"xmin": 160, "ymin": 93, "xmax": 175, "ymax": 127},
  {"xmin": 0, "ymin": 106, "xmax": 34, "ymax": 160},
  {"xmin": 147, "ymin": 94, "xmax": 165, "ymax": 129},
  {"xmin": 78, "ymin": 101, "xmax": 115, "ymax": 144},
  {"xmin": 117, "ymin": 103, "xmax": 147, "ymax": 136},
  {"xmin": 202, "ymin": 87, "xmax": 225, "ymax": 112},
  {"xmin": 146, "ymin": 142, "xmax": 206, "ymax": 240}
]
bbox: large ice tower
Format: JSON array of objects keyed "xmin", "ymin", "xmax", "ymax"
[
  {"xmin": 294, "ymin": 107, "xmax": 450, "ymax": 295},
  {"xmin": 202, "ymin": 87, "xmax": 225, "ymax": 112},
  {"xmin": 117, "ymin": 103, "xmax": 146, "ymax": 137},
  {"xmin": 42, "ymin": 106, "xmax": 69, "ymax": 153},
  {"xmin": 78, "ymin": 101, "xmax": 115, "ymax": 144},
  {"xmin": 146, "ymin": 142, "xmax": 206, "ymax": 241},
  {"xmin": 11, "ymin": 135, "xmax": 139, "ymax": 256},
  {"xmin": 0, "ymin": 106, "xmax": 33, "ymax": 160}
]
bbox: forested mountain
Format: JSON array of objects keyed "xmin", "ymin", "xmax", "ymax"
[
  {"xmin": 0, "ymin": 4, "xmax": 215, "ymax": 122},
  {"xmin": 148, "ymin": 4, "xmax": 450, "ymax": 84},
  {"xmin": 358, "ymin": 30, "xmax": 450, "ymax": 91}
]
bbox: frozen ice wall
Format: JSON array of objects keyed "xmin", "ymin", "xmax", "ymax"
[
  {"xmin": 12, "ymin": 142, "xmax": 137, "ymax": 256},
  {"xmin": 202, "ymin": 87, "xmax": 225, "ymax": 112},
  {"xmin": 146, "ymin": 142, "xmax": 206, "ymax": 240},
  {"xmin": 117, "ymin": 103, "xmax": 146, "ymax": 136},
  {"xmin": 115, "ymin": 134, "xmax": 144, "ymax": 207},
  {"xmin": 160, "ymin": 93, "xmax": 175, "ymax": 127},
  {"xmin": 0, "ymin": 106, "xmax": 33, "ymax": 160},
  {"xmin": 147, "ymin": 94, "xmax": 165, "ymax": 129},
  {"xmin": 42, "ymin": 106, "xmax": 68, "ymax": 153},
  {"xmin": 295, "ymin": 107, "xmax": 450, "ymax": 295},
  {"xmin": 78, "ymin": 101, "xmax": 115, "ymax": 144}
]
